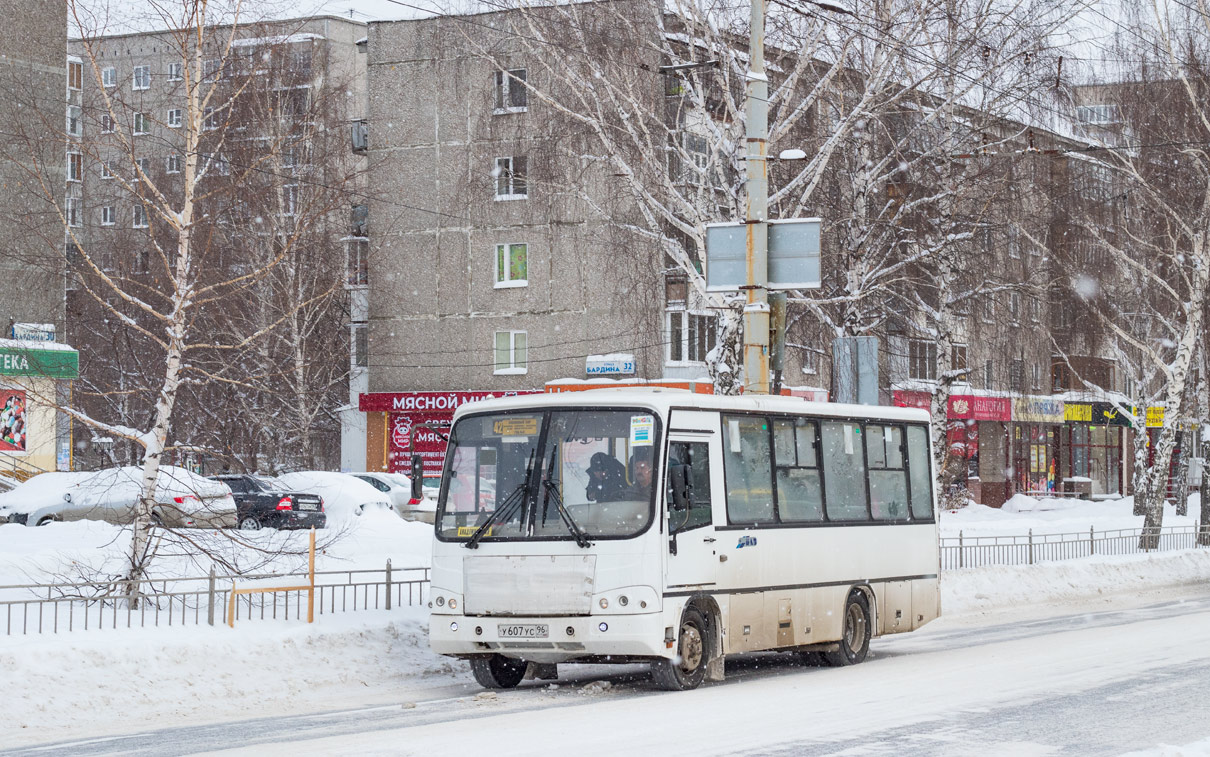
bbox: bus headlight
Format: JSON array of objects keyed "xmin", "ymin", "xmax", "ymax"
[
  {"xmin": 598, "ymin": 622, "xmax": 608, "ymax": 632},
  {"xmin": 599, "ymin": 598, "xmax": 609, "ymax": 609},
  {"xmin": 448, "ymin": 598, "xmax": 457, "ymax": 610},
  {"xmin": 450, "ymin": 621, "xmax": 459, "ymax": 632}
]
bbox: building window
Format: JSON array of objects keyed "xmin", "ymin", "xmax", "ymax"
[
  {"xmin": 1010, "ymin": 358, "xmax": 1024, "ymax": 393},
  {"xmin": 203, "ymin": 107, "xmax": 219, "ymax": 131},
  {"xmin": 133, "ymin": 112, "xmax": 149, "ymax": 135},
  {"xmin": 494, "ymin": 156, "xmax": 527, "ymax": 199},
  {"xmin": 981, "ymin": 296, "xmax": 994, "ymax": 323},
  {"xmin": 1007, "ymin": 291, "xmax": 1020, "ymax": 323},
  {"xmin": 167, "ymin": 108, "xmax": 182, "ymax": 128},
  {"xmin": 665, "ymin": 275, "xmax": 688, "ymax": 306},
  {"xmin": 984, "ymin": 359, "xmax": 994, "ymax": 389},
  {"xmin": 100, "ymin": 113, "xmax": 114, "ymax": 133},
  {"xmin": 352, "ymin": 324, "xmax": 368, "ymax": 368},
  {"xmin": 203, "ymin": 59, "xmax": 221, "ymax": 82},
  {"xmin": 133, "ymin": 204, "xmax": 148, "ymax": 228},
  {"xmin": 68, "ymin": 60, "xmax": 83, "ymax": 90},
  {"xmin": 1076, "ymin": 104, "xmax": 1119, "ymax": 125},
  {"xmin": 952, "ymin": 344, "xmax": 968, "ymax": 374},
  {"xmin": 132, "ymin": 65, "xmax": 150, "ymax": 90},
  {"xmin": 67, "ymin": 106, "xmax": 82, "ymax": 137},
  {"xmin": 494, "ymin": 243, "xmax": 528, "ymax": 287},
  {"xmin": 908, "ymin": 339, "xmax": 938, "ymax": 380},
  {"xmin": 347, "ymin": 238, "xmax": 368, "ymax": 287},
  {"xmin": 166, "ymin": 153, "xmax": 181, "ymax": 174},
  {"xmin": 1032, "ymin": 362, "xmax": 1042, "ymax": 390},
  {"xmin": 100, "ymin": 159, "xmax": 115, "ymax": 179},
  {"xmin": 102, "ymin": 66, "xmax": 117, "ymax": 88},
  {"xmin": 1029, "ymin": 297, "xmax": 1041, "ymax": 323},
  {"xmin": 494, "ymin": 331, "xmax": 528, "ymax": 374},
  {"xmin": 493, "ymin": 68, "xmax": 527, "ymax": 113},
  {"xmin": 666, "ymin": 311, "xmax": 717, "ymax": 364},
  {"xmin": 101, "ymin": 206, "xmax": 116, "ymax": 226},
  {"xmin": 282, "ymin": 184, "xmax": 297, "ymax": 216},
  {"xmin": 67, "ymin": 152, "xmax": 82, "ymax": 182},
  {"xmin": 65, "ymin": 197, "xmax": 81, "ymax": 227},
  {"xmin": 167, "ymin": 62, "xmax": 182, "ymax": 81},
  {"xmin": 135, "ymin": 157, "xmax": 151, "ymax": 182},
  {"xmin": 292, "ymin": 49, "xmax": 313, "ymax": 77}
]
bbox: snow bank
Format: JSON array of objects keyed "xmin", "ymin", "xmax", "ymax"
[{"xmin": 940, "ymin": 494, "xmax": 1203, "ymax": 537}]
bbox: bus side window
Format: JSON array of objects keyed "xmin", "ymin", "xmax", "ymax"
[
  {"xmin": 907, "ymin": 425, "xmax": 934, "ymax": 519},
  {"xmin": 668, "ymin": 441, "xmax": 712, "ymax": 533},
  {"xmin": 821, "ymin": 421, "xmax": 869, "ymax": 521},
  {"xmin": 867, "ymin": 424, "xmax": 909, "ymax": 520},
  {"xmin": 773, "ymin": 419, "xmax": 823, "ymax": 522},
  {"xmin": 723, "ymin": 415, "xmax": 775, "ymax": 523}
]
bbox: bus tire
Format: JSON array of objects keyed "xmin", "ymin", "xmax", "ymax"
[
  {"xmin": 651, "ymin": 606, "xmax": 709, "ymax": 691},
  {"xmin": 470, "ymin": 654, "xmax": 527, "ymax": 689},
  {"xmin": 823, "ymin": 591, "xmax": 871, "ymax": 667}
]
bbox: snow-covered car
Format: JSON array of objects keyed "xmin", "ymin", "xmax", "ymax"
[
  {"xmin": 351, "ymin": 472, "xmax": 413, "ymax": 512},
  {"xmin": 378, "ymin": 472, "xmax": 437, "ymax": 524},
  {"xmin": 275, "ymin": 471, "xmax": 392, "ymax": 522},
  {"xmin": 0, "ymin": 466, "xmax": 237, "ymax": 528}
]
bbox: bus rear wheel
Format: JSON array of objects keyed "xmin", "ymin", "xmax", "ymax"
[
  {"xmin": 823, "ymin": 591, "xmax": 871, "ymax": 667},
  {"xmin": 470, "ymin": 654, "xmax": 527, "ymax": 689},
  {"xmin": 651, "ymin": 607, "xmax": 708, "ymax": 691}
]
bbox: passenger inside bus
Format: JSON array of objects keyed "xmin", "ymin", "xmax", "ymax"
[
  {"xmin": 585, "ymin": 452, "xmax": 627, "ymax": 502},
  {"xmin": 624, "ymin": 448, "xmax": 654, "ymax": 499}
]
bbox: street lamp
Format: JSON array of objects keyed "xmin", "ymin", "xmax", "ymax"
[{"xmin": 741, "ymin": 0, "xmax": 851, "ymax": 394}]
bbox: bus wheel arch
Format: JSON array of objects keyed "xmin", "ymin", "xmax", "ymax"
[
  {"xmin": 823, "ymin": 587, "xmax": 873, "ymax": 667},
  {"xmin": 652, "ymin": 595, "xmax": 723, "ymax": 690}
]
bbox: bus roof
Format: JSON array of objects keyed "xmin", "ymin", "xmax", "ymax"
[{"xmin": 451, "ymin": 389, "xmax": 932, "ymax": 423}]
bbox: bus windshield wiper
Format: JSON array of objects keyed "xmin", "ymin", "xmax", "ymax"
[
  {"xmin": 466, "ymin": 450, "xmax": 534, "ymax": 549},
  {"xmin": 542, "ymin": 479, "xmax": 592, "ymax": 549}
]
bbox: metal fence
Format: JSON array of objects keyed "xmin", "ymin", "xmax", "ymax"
[
  {"xmin": 1, "ymin": 560, "xmax": 429, "ymax": 636},
  {"xmin": 941, "ymin": 525, "xmax": 1210, "ymax": 570}
]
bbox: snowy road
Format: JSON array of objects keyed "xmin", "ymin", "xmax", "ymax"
[{"xmin": 10, "ymin": 590, "xmax": 1210, "ymax": 757}]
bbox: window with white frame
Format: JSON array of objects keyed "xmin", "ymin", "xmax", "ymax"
[
  {"xmin": 203, "ymin": 59, "xmax": 221, "ymax": 82},
  {"xmin": 347, "ymin": 238, "xmax": 368, "ymax": 287},
  {"xmin": 102, "ymin": 66, "xmax": 117, "ymax": 88},
  {"xmin": 67, "ymin": 106, "xmax": 82, "ymax": 137},
  {"xmin": 1008, "ymin": 291, "xmax": 1020, "ymax": 322},
  {"xmin": 166, "ymin": 153, "xmax": 181, "ymax": 174},
  {"xmin": 282, "ymin": 184, "xmax": 298, "ymax": 216},
  {"xmin": 100, "ymin": 159, "xmax": 116, "ymax": 179},
  {"xmin": 1029, "ymin": 296, "xmax": 1041, "ymax": 322},
  {"xmin": 494, "ymin": 243, "xmax": 528, "ymax": 287},
  {"xmin": 65, "ymin": 197, "xmax": 80, "ymax": 227},
  {"xmin": 100, "ymin": 113, "xmax": 114, "ymax": 133},
  {"xmin": 1031, "ymin": 362, "xmax": 1042, "ymax": 390},
  {"xmin": 135, "ymin": 157, "xmax": 150, "ymax": 182},
  {"xmin": 101, "ymin": 206, "xmax": 116, "ymax": 226},
  {"xmin": 493, "ymin": 330, "xmax": 528, "ymax": 374},
  {"xmin": 981, "ymin": 296, "xmax": 994, "ymax": 323},
  {"xmin": 351, "ymin": 324, "xmax": 368, "ymax": 368},
  {"xmin": 493, "ymin": 68, "xmax": 527, "ymax": 113},
  {"xmin": 167, "ymin": 108, "xmax": 182, "ymax": 128},
  {"xmin": 67, "ymin": 152, "xmax": 82, "ymax": 182},
  {"xmin": 68, "ymin": 60, "xmax": 82, "ymax": 91},
  {"xmin": 666, "ymin": 310, "xmax": 717, "ymax": 364},
  {"xmin": 908, "ymin": 339, "xmax": 938, "ymax": 380},
  {"xmin": 133, "ymin": 112, "xmax": 149, "ymax": 135},
  {"xmin": 494, "ymin": 156, "xmax": 527, "ymax": 199},
  {"xmin": 203, "ymin": 107, "xmax": 219, "ymax": 131},
  {"xmin": 167, "ymin": 62, "xmax": 183, "ymax": 81},
  {"xmin": 133, "ymin": 204, "xmax": 148, "ymax": 228},
  {"xmin": 1076, "ymin": 104, "xmax": 1119, "ymax": 125},
  {"xmin": 952, "ymin": 344, "xmax": 968, "ymax": 374},
  {"xmin": 132, "ymin": 65, "xmax": 150, "ymax": 90}
]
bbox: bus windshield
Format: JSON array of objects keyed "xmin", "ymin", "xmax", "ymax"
[{"xmin": 436, "ymin": 408, "xmax": 660, "ymax": 541}]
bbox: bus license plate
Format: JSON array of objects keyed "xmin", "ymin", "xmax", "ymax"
[{"xmin": 498, "ymin": 623, "xmax": 548, "ymax": 639}]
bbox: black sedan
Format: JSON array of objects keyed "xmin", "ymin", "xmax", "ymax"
[{"xmin": 209, "ymin": 474, "xmax": 326, "ymax": 531}]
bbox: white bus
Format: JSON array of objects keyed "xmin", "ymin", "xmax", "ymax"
[{"xmin": 426, "ymin": 390, "xmax": 940, "ymax": 691}]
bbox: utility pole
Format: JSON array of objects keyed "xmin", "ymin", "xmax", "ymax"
[{"xmin": 743, "ymin": 0, "xmax": 771, "ymax": 395}]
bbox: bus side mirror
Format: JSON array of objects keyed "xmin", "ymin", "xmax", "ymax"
[
  {"xmin": 410, "ymin": 454, "xmax": 424, "ymax": 501},
  {"xmin": 669, "ymin": 464, "xmax": 690, "ymax": 512}
]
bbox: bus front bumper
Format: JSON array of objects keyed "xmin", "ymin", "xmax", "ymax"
[{"xmin": 430, "ymin": 612, "xmax": 670, "ymax": 663}]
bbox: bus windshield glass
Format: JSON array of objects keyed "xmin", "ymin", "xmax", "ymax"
[{"xmin": 437, "ymin": 408, "xmax": 659, "ymax": 541}]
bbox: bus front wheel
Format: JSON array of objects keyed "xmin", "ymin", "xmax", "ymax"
[
  {"xmin": 823, "ymin": 591, "xmax": 871, "ymax": 667},
  {"xmin": 651, "ymin": 606, "xmax": 709, "ymax": 691},
  {"xmin": 470, "ymin": 654, "xmax": 527, "ymax": 689}
]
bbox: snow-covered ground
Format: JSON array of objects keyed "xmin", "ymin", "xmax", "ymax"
[
  {"xmin": 3, "ymin": 497, "xmax": 1210, "ymax": 753},
  {"xmin": 941, "ymin": 494, "xmax": 1203, "ymax": 538}
]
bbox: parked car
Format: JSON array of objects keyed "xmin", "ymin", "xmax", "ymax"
[
  {"xmin": 351, "ymin": 472, "xmax": 412, "ymax": 512},
  {"xmin": 0, "ymin": 466, "xmax": 236, "ymax": 528},
  {"xmin": 375, "ymin": 472, "xmax": 437, "ymax": 523},
  {"xmin": 275, "ymin": 471, "xmax": 392, "ymax": 522},
  {"xmin": 209, "ymin": 474, "xmax": 326, "ymax": 531}
]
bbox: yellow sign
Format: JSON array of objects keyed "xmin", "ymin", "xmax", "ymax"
[
  {"xmin": 492, "ymin": 417, "xmax": 538, "ymax": 436},
  {"xmin": 1064, "ymin": 404, "xmax": 1092, "ymax": 422},
  {"xmin": 1146, "ymin": 406, "xmax": 1165, "ymax": 428},
  {"xmin": 457, "ymin": 525, "xmax": 492, "ymax": 538}
]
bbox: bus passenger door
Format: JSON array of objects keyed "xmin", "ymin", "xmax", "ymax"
[{"xmin": 665, "ymin": 436, "xmax": 719, "ymax": 592}]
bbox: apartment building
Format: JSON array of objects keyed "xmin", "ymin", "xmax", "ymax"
[{"xmin": 66, "ymin": 15, "xmax": 366, "ymax": 472}]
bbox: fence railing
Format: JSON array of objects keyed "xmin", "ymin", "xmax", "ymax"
[
  {"xmin": 940, "ymin": 524, "xmax": 1210, "ymax": 570},
  {"xmin": 1, "ymin": 560, "xmax": 429, "ymax": 636}
]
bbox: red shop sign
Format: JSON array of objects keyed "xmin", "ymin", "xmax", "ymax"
[
  {"xmin": 947, "ymin": 394, "xmax": 1012, "ymax": 421},
  {"xmin": 892, "ymin": 390, "xmax": 932, "ymax": 411}
]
